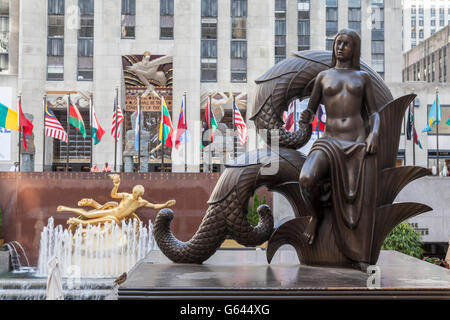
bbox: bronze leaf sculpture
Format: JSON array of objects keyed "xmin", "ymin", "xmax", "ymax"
[{"xmin": 154, "ymin": 29, "xmax": 431, "ymax": 271}]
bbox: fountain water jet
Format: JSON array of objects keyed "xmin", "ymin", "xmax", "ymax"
[{"xmin": 36, "ymin": 217, "xmax": 158, "ymax": 277}]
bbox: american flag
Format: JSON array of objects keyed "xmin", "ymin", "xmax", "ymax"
[
  {"xmin": 111, "ymin": 92, "xmax": 124, "ymax": 142},
  {"xmin": 233, "ymin": 101, "xmax": 247, "ymax": 145},
  {"xmin": 44, "ymin": 104, "xmax": 68, "ymax": 143}
]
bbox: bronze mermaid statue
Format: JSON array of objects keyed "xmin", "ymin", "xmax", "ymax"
[{"xmin": 154, "ymin": 29, "xmax": 432, "ymax": 270}]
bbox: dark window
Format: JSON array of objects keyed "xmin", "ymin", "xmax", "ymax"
[
  {"xmin": 122, "ymin": 0, "xmax": 135, "ymax": 38},
  {"xmin": 202, "ymin": 0, "xmax": 218, "ymax": 17},
  {"xmin": 275, "ymin": 0, "xmax": 286, "ymax": 62},
  {"xmin": 160, "ymin": 0, "xmax": 174, "ymax": 40},
  {"xmin": 78, "ymin": 0, "xmax": 94, "ymax": 81},
  {"xmin": 48, "ymin": 0, "xmax": 65, "ymax": 15},
  {"xmin": 298, "ymin": 0, "xmax": 310, "ymax": 51},
  {"xmin": 47, "ymin": 0, "xmax": 64, "ymax": 80},
  {"xmin": 231, "ymin": 0, "xmax": 247, "ymax": 82},
  {"xmin": 201, "ymin": 0, "xmax": 217, "ymax": 81}
]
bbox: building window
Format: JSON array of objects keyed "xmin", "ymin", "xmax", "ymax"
[
  {"xmin": 231, "ymin": 0, "xmax": 247, "ymax": 82},
  {"xmin": 326, "ymin": 0, "xmax": 338, "ymax": 51},
  {"xmin": 201, "ymin": 0, "xmax": 217, "ymax": 82},
  {"xmin": 47, "ymin": 0, "xmax": 64, "ymax": 80},
  {"xmin": 121, "ymin": 0, "xmax": 135, "ymax": 38},
  {"xmin": 77, "ymin": 0, "xmax": 94, "ymax": 81},
  {"xmin": 348, "ymin": 0, "xmax": 361, "ymax": 35},
  {"xmin": 298, "ymin": 0, "xmax": 310, "ymax": 51},
  {"xmin": 444, "ymin": 47, "xmax": 447, "ymax": 82},
  {"xmin": 371, "ymin": 0, "xmax": 384, "ymax": 79},
  {"xmin": 160, "ymin": 0, "xmax": 174, "ymax": 40},
  {"xmin": 275, "ymin": 0, "xmax": 286, "ymax": 63}
]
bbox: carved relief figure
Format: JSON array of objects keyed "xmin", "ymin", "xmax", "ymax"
[{"xmin": 126, "ymin": 52, "xmax": 173, "ymax": 98}]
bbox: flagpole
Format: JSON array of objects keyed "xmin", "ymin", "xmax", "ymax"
[
  {"xmin": 89, "ymin": 92, "xmax": 93, "ymax": 170},
  {"xmin": 404, "ymin": 92, "xmax": 408, "ymax": 166},
  {"xmin": 411, "ymin": 90, "xmax": 416, "ymax": 166},
  {"xmin": 294, "ymin": 100, "xmax": 298, "ymax": 132},
  {"xmin": 42, "ymin": 94, "xmax": 47, "ymax": 172},
  {"xmin": 17, "ymin": 93, "xmax": 21, "ymax": 172},
  {"xmin": 66, "ymin": 94, "xmax": 70, "ymax": 172},
  {"xmin": 114, "ymin": 86, "xmax": 119, "ymax": 172},
  {"xmin": 184, "ymin": 91, "xmax": 187, "ymax": 172},
  {"xmin": 232, "ymin": 94, "xmax": 237, "ymax": 159},
  {"xmin": 436, "ymin": 87, "xmax": 440, "ymax": 175},
  {"xmin": 209, "ymin": 93, "xmax": 212, "ymax": 172},
  {"xmin": 138, "ymin": 94, "xmax": 141, "ymax": 172},
  {"xmin": 161, "ymin": 95, "xmax": 165, "ymax": 173}
]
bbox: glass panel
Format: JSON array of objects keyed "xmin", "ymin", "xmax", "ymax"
[
  {"xmin": 275, "ymin": 0, "xmax": 286, "ymax": 12},
  {"xmin": 77, "ymin": 39, "xmax": 93, "ymax": 56},
  {"xmin": 348, "ymin": 0, "xmax": 361, "ymax": 8},
  {"xmin": 122, "ymin": 0, "xmax": 136, "ymax": 15},
  {"xmin": 298, "ymin": 20, "xmax": 310, "ymax": 35},
  {"xmin": 48, "ymin": 38, "xmax": 64, "ymax": 56},
  {"xmin": 77, "ymin": 70, "xmax": 93, "ymax": 81},
  {"xmin": 201, "ymin": 62, "xmax": 217, "ymax": 81},
  {"xmin": 79, "ymin": 0, "xmax": 94, "ymax": 15},
  {"xmin": 48, "ymin": 0, "xmax": 64, "ymax": 15},
  {"xmin": 232, "ymin": 17, "xmax": 246, "ymax": 39},
  {"xmin": 160, "ymin": 15, "xmax": 174, "ymax": 28},
  {"xmin": 202, "ymin": 0, "xmax": 218, "ymax": 17},
  {"xmin": 326, "ymin": 8, "xmax": 338, "ymax": 21},
  {"xmin": 201, "ymin": 23, "xmax": 217, "ymax": 39},
  {"xmin": 326, "ymin": 0, "xmax": 337, "ymax": 7},
  {"xmin": 231, "ymin": 0, "xmax": 247, "ymax": 17},
  {"xmin": 231, "ymin": 41, "xmax": 247, "ymax": 58},
  {"xmin": 201, "ymin": 39, "xmax": 217, "ymax": 58},
  {"xmin": 231, "ymin": 71, "xmax": 246, "ymax": 82},
  {"xmin": 79, "ymin": 17, "xmax": 94, "ymax": 38},
  {"xmin": 160, "ymin": 27, "xmax": 173, "ymax": 39},
  {"xmin": 275, "ymin": 20, "xmax": 286, "ymax": 35},
  {"xmin": 78, "ymin": 56, "xmax": 93, "ymax": 69},
  {"xmin": 160, "ymin": 0, "xmax": 174, "ymax": 15}
]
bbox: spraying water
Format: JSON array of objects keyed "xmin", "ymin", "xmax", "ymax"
[{"xmin": 36, "ymin": 217, "xmax": 158, "ymax": 277}]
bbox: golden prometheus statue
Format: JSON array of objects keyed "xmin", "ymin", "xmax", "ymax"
[{"xmin": 57, "ymin": 174, "xmax": 176, "ymax": 231}]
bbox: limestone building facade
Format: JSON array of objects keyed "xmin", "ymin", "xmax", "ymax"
[{"xmin": 0, "ymin": 0, "xmax": 403, "ymax": 172}]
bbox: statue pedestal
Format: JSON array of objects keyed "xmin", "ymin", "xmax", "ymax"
[{"xmin": 118, "ymin": 249, "xmax": 450, "ymax": 300}]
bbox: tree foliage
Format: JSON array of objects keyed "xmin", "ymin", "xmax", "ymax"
[
  {"xmin": 381, "ymin": 222, "xmax": 424, "ymax": 258},
  {"xmin": 247, "ymin": 193, "xmax": 267, "ymax": 227}
]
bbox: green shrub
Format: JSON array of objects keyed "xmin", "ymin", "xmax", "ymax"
[
  {"xmin": 381, "ymin": 222, "xmax": 424, "ymax": 258},
  {"xmin": 247, "ymin": 193, "xmax": 267, "ymax": 227}
]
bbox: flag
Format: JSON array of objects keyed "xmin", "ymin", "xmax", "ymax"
[
  {"xmin": 312, "ymin": 105, "xmax": 326, "ymax": 132},
  {"xmin": 18, "ymin": 99, "xmax": 34, "ymax": 151},
  {"xmin": 45, "ymin": 105, "xmax": 68, "ymax": 143},
  {"xmin": 413, "ymin": 127, "xmax": 423, "ymax": 149},
  {"xmin": 91, "ymin": 106, "xmax": 105, "ymax": 145},
  {"xmin": 159, "ymin": 96, "xmax": 174, "ymax": 148},
  {"xmin": 422, "ymin": 96, "xmax": 441, "ymax": 132},
  {"xmin": 202, "ymin": 98, "xmax": 218, "ymax": 148},
  {"xmin": 282, "ymin": 100, "xmax": 303, "ymax": 132},
  {"xmin": 111, "ymin": 93, "xmax": 124, "ymax": 142},
  {"xmin": 0, "ymin": 102, "xmax": 18, "ymax": 131},
  {"xmin": 406, "ymin": 106, "xmax": 412, "ymax": 140},
  {"xmin": 283, "ymin": 102, "xmax": 296, "ymax": 132},
  {"xmin": 68, "ymin": 96, "xmax": 86, "ymax": 138},
  {"xmin": 175, "ymin": 97, "xmax": 189, "ymax": 150},
  {"xmin": 135, "ymin": 96, "xmax": 140, "ymax": 152},
  {"xmin": 233, "ymin": 101, "xmax": 248, "ymax": 145}
]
